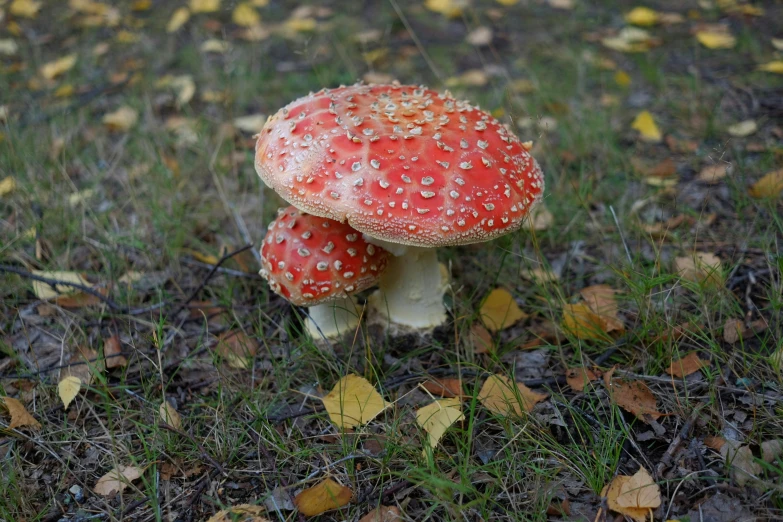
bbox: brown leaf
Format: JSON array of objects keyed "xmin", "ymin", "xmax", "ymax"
[
  {"xmin": 420, "ymin": 378, "xmax": 463, "ymax": 399},
  {"xmin": 580, "ymin": 285, "xmax": 624, "ymax": 333},
  {"xmin": 93, "ymin": 465, "xmax": 143, "ymax": 496},
  {"xmin": 1, "ymin": 397, "xmax": 41, "ymax": 430},
  {"xmin": 606, "ymin": 378, "xmax": 662, "ymax": 422},
  {"xmin": 721, "ymin": 443, "xmax": 761, "ymax": 487},
  {"xmin": 62, "ymin": 346, "xmax": 103, "ymax": 385},
  {"xmin": 294, "ymin": 478, "xmax": 352, "ymax": 516},
  {"xmin": 674, "ymin": 252, "xmax": 723, "ymax": 287},
  {"xmin": 546, "ymin": 499, "xmax": 571, "ymax": 516},
  {"xmin": 470, "ymin": 323, "xmax": 494, "ymax": 354},
  {"xmin": 761, "ymin": 439, "xmax": 783, "ymax": 463},
  {"xmin": 749, "ymin": 168, "xmax": 783, "ymax": 198},
  {"xmin": 478, "ymin": 374, "xmax": 548, "ymax": 417},
  {"xmin": 566, "ymin": 367, "xmax": 600, "ymax": 392},
  {"xmin": 54, "ymin": 286, "xmax": 108, "ymax": 308},
  {"xmin": 631, "ymin": 157, "xmax": 676, "ymax": 178},
  {"xmin": 206, "ymin": 504, "xmax": 269, "ymax": 522},
  {"xmin": 359, "ymin": 505, "xmax": 402, "ymax": 522},
  {"xmin": 104, "ymin": 335, "xmax": 127, "ymax": 368},
  {"xmin": 562, "ymin": 303, "xmax": 611, "ymax": 341},
  {"xmin": 665, "ymin": 352, "xmax": 709, "ymax": 378},
  {"xmin": 605, "ymin": 467, "xmax": 661, "ymax": 522},
  {"xmin": 704, "ymin": 435, "xmax": 726, "ymax": 451},
  {"xmin": 723, "ymin": 318, "xmax": 743, "ymax": 344},
  {"xmin": 216, "ymin": 331, "xmax": 258, "ymax": 369},
  {"xmin": 698, "ymin": 163, "xmax": 731, "ymax": 183},
  {"xmin": 160, "ymin": 402, "xmax": 182, "ymax": 430}
]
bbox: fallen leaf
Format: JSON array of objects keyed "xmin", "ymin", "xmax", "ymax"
[
  {"xmin": 625, "ymin": 6, "xmax": 659, "ymax": 26},
  {"xmin": 704, "ymin": 435, "xmax": 726, "ymax": 451},
  {"xmin": 167, "ymin": 7, "xmax": 190, "ymax": 32},
  {"xmin": 103, "ymin": 106, "xmax": 138, "ymax": 132},
  {"xmin": 320, "ymin": 374, "xmax": 389, "ymax": 429},
  {"xmin": 0, "ymin": 176, "xmax": 16, "ymax": 197},
  {"xmin": 416, "ymin": 397, "xmax": 464, "ymax": 450},
  {"xmin": 480, "ymin": 288, "xmax": 529, "ymax": 332},
  {"xmin": 190, "ymin": 0, "xmax": 220, "ymax": 13},
  {"xmin": 0, "ymin": 39, "xmax": 19, "ymax": 56},
  {"xmin": 562, "ymin": 303, "xmax": 611, "ymax": 341},
  {"xmin": 547, "ymin": 0, "xmax": 573, "ymax": 9},
  {"xmin": 761, "ymin": 440, "xmax": 783, "ymax": 463},
  {"xmin": 605, "ymin": 467, "xmax": 661, "ymax": 522},
  {"xmin": 31, "ymin": 271, "xmax": 90, "ymax": 300},
  {"xmin": 478, "ymin": 374, "xmax": 547, "ymax": 417},
  {"xmin": 294, "ymin": 478, "xmax": 352, "ymax": 516},
  {"xmin": 631, "ymin": 111, "xmax": 662, "ymax": 143},
  {"xmin": 727, "ymin": 120, "xmax": 757, "ymax": 137},
  {"xmin": 62, "ymin": 346, "xmax": 102, "ymax": 385},
  {"xmin": 722, "ymin": 318, "xmax": 743, "ymax": 344},
  {"xmin": 40, "ymin": 54, "xmax": 77, "ymax": 80},
  {"xmin": 216, "ymin": 331, "xmax": 257, "ymax": 369},
  {"xmin": 420, "ymin": 378, "xmax": 463, "ymax": 398},
  {"xmin": 602, "ymin": 27, "xmax": 655, "ymax": 53},
  {"xmin": 232, "ymin": 2, "xmax": 259, "ymax": 26},
  {"xmin": 181, "ymin": 247, "xmax": 218, "ymax": 265},
  {"xmin": 773, "ymin": 38, "xmax": 783, "ymax": 51},
  {"xmin": 359, "ymin": 506, "xmax": 402, "ymax": 522},
  {"xmin": 470, "ymin": 323, "xmax": 494, "ymax": 354},
  {"xmin": 630, "ymin": 157, "xmax": 676, "ymax": 178},
  {"xmin": 749, "ymin": 169, "xmax": 783, "ymax": 199},
  {"xmin": 666, "ymin": 352, "xmax": 709, "ymax": 378},
  {"xmin": 424, "ymin": 0, "xmax": 466, "ymax": 18},
  {"xmin": 721, "ymin": 442, "xmax": 761, "ymax": 487},
  {"xmin": 170, "ymin": 75, "xmax": 196, "ymax": 107},
  {"xmin": 104, "ymin": 335, "xmax": 128, "ymax": 368},
  {"xmin": 94, "ymin": 465, "xmax": 143, "ymax": 496},
  {"xmin": 698, "ymin": 163, "xmax": 731, "ymax": 183},
  {"xmin": 466, "ymin": 26, "xmax": 493, "ymax": 46},
  {"xmin": 606, "ymin": 378, "xmax": 661, "ymax": 422},
  {"xmin": 580, "ymin": 285, "xmax": 624, "ymax": 333},
  {"xmin": 566, "ymin": 367, "xmax": 600, "ymax": 392},
  {"xmin": 674, "ymin": 252, "xmax": 723, "ymax": 287},
  {"xmin": 10, "ymin": 0, "xmax": 41, "ymax": 18},
  {"xmin": 696, "ymin": 29, "xmax": 736, "ymax": 49},
  {"xmin": 201, "ymin": 39, "xmax": 230, "ymax": 53},
  {"xmin": 234, "ymin": 114, "xmax": 267, "ymax": 133},
  {"xmin": 614, "ymin": 70, "xmax": 632, "ymax": 87},
  {"xmin": 525, "ymin": 203, "xmax": 553, "ymax": 231},
  {"xmin": 757, "ymin": 61, "xmax": 783, "ymax": 74},
  {"xmin": 520, "ymin": 266, "xmax": 559, "ymax": 284},
  {"xmin": 58, "ymin": 376, "xmax": 81, "ymax": 409},
  {"xmin": 160, "ymin": 401, "xmax": 182, "ymax": 429},
  {"xmin": 1, "ymin": 397, "xmax": 41, "ymax": 430},
  {"xmin": 68, "ymin": 188, "xmax": 94, "ymax": 207},
  {"xmin": 206, "ymin": 505, "xmax": 269, "ymax": 522}
]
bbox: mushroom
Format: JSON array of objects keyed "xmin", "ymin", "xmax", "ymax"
[
  {"xmin": 255, "ymin": 83, "xmax": 544, "ymax": 330},
  {"xmin": 259, "ymin": 206, "xmax": 389, "ymax": 339}
]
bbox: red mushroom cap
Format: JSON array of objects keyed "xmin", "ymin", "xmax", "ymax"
[
  {"xmin": 259, "ymin": 206, "xmax": 389, "ymax": 306},
  {"xmin": 255, "ymin": 83, "xmax": 544, "ymax": 247}
]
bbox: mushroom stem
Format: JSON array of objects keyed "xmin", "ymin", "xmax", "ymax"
[
  {"xmin": 368, "ymin": 247, "xmax": 448, "ymax": 329},
  {"xmin": 304, "ymin": 296, "xmax": 362, "ymax": 339}
]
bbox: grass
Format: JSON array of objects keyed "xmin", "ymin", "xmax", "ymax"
[{"xmin": 1, "ymin": 0, "xmax": 783, "ymax": 520}]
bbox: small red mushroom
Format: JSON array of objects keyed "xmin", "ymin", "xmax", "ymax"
[
  {"xmin": 260, "ymin": 206, "xmax": 389, "ymax": 339},
  {"xmin": 255, "ymin": 83, "xmax": 544, "ymax": 330}
]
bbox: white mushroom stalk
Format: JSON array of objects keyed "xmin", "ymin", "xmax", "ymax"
[{"xmin": 304, "ymin": 296, "xmax": 362, "ymax": 339}]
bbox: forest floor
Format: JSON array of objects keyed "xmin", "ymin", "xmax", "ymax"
[{"xmin": 1, "ymin": 0, "xmax": 783, "ymax": 520}]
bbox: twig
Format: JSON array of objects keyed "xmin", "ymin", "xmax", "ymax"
[
  {"xmin": 181, "ymin": 257, "xmax": 260, "ymax": 279},
  {"xmin": 656, "ymin": 404, "xmax": 705, "ymax": 478},
  {"xmin": 167, "ymin": 244, "xmax": 254, "ymax": 319},
  {"xmin": 160, "ymin": 422, "xmax": 226, "ymax": 477}
]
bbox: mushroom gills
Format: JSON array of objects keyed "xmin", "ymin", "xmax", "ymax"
[
  {"xmin": 304, "ymin": 295, "xmax": 363, "ymax": 339},
  {"xmin": 368, "ymin": 247, "xmax": 448, "ymax": 329}
]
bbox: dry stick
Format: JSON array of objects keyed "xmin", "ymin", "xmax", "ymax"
[
  {"xmin": 159, "ymin": 422, "xmax": 227, "ymax": 477},
  {"xmin": 655, "ymin": 404, "xmax": 705, "ymax": 479}
]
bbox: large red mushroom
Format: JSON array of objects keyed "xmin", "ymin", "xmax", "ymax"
[
  {"xmin": 260, "ymin": 206, "xmax": 389, "ymax": 339},
  {"xmin": 255, "ymin": 83, "xmax": 544, "ymax": 330}
]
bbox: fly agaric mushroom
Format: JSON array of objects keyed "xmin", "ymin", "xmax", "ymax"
[
  {"xmin": 255, "ymin": 83, "xmax": 544, "ymax": 330},
  {"xmin": 259, "ymin": 206, "xmax": 389, "ymax": 339}
]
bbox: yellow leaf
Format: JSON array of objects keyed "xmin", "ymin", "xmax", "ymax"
[
  {"xmin": 479, "ymin": 288, "xmax": 528, "ymax": 332},
  {"xmin": 757, "ymin": 61, "xmax": 783, "ymax": 74},
  {"xmin": 232, "ymin": 2, "xmax": 260, "ymax": 27},
  {"xmin": 116, "ymin": 30, "xmax": 140, "ymax": 44},
  {"xmin": 159, "ymin": 402, "xmax": 182, "ymax": 429},
  {"xmin": 167, "ymin": 7, "xmax": 190, "ymax": 32},
  {"xmin": 2, "ymin": 397, "xmax": 41, "ymax": 430},
  {"xmin": 602, "ymin": 27, "xmax": 653, "ymax": 53},
  {"xmin": 201, "ymin": 39, "xmax": 230, "ymax": 53},
  {"xmin": 168, "ymin": 75, "xmax": 195, "ymax": 107},
  {"xmin": 674, "ymin": 252, "xmax": 723, "ymax": 287},
  {"xmin": 416, "ymin": 398, "xmax": 463, "ymax": 450},
  {"xmin": 580, "ymin": 285, "xmax": 624, "ymax": 333},
  {"xmin": 251, "ymin": 0, "xmax": 268, "ymax": 5},
  {"xmin": 0, "ymin": 39, "xmax": 19, "ymax": 56},
  {"xmin": 605, "ymin": 467, "xmax": 661, "ymax": 522},
  {"xmin": 54, "ymin": 83, "xmax": 75, "ymax": 98},
  {"xmin": 631, "ymin": 110, "xmax": 662, "ymax": 142},
  {"xmin": 93, "ymin": 465, "xmax": 143, "ymax": 496},
  {"xmin": 10, "ymin": 0, "xmax": 41, "ymax": 18},
  {"xmin": 58, "ymin": 376, "xmax": 82, "ymax": 409},
  {"xmin": 131, "ymin": 0, "xmax": 151, "ymax": 11},
  {"xmin": 547, "ymin": 0, "xmax": 574, "ymax": 9},
  {"xmin": 696, "ymin": 30, "xmax": 736, "ymax": 49},
  {"xmin": 103, "ymin": 106, "xmax": 138, "ymax": 132},
  {"xmin": 520, "ymin": 267, "xmax": 559, "ymax": 284},
  {"xmin": 294, "ymin": 478, "xmax": 352, "ymax": 517},
  {"xmin": 233, "ymin": 114, "xmax": 267, "ymax": 133},
  {"xmin": 424, "ymin": 0, "xmax": 466, "ymax": 18},
  {"xmin": 181, "ymin": 247, "xmax": 219, "ymax": 265},
  {"xmin": 772, "ymin": 38, "xmax": 783, "ymax": 51},
  {"xmin": 40, "ymin": 54, "xmax": 77, "ymax": 80},
  {"xmin": 478, "ymin": 374, "xmax": 547, "ymax": 417},
  {"xmin": 625, "ymin": 6, "xmax": 659, "ymax": 26},
  {"xmin": 562, "ymin": 303, "xmax": 611, "ymax": 340},
  {"xmin": 0, "ymin": 176, "xmax": 16, "ymax": 197},
  {"xmin": 68, "ymin": 188, "xmax": 94, "ymax": 207},
  {"xmin": 614, "ymin": 70, "xmax": 631, "ymax": 87},
  {"xmin": 284, "ymin": 16, "xmax": 316, "ymax": 33},
  {"xmin": 320, "ymin": 374, "xmax": 389, "ymax": 429},
  {"xmin": 190, "ymin": 0, "xmax": 220, "ymax": 13},
  {"xmin": 31, "ymin": 270, "xmax": 89, "ymax": 299},
  {"xmin": 749, "ymin": 169, "xmax": 783, "ymax": 199},
  {"xmin": 727, "ymin": 119, "xmax": 757, "ymax": 137},
  {"xmin": 206, "ymin": 505, "xmax": 270, "ymax": 522}
]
